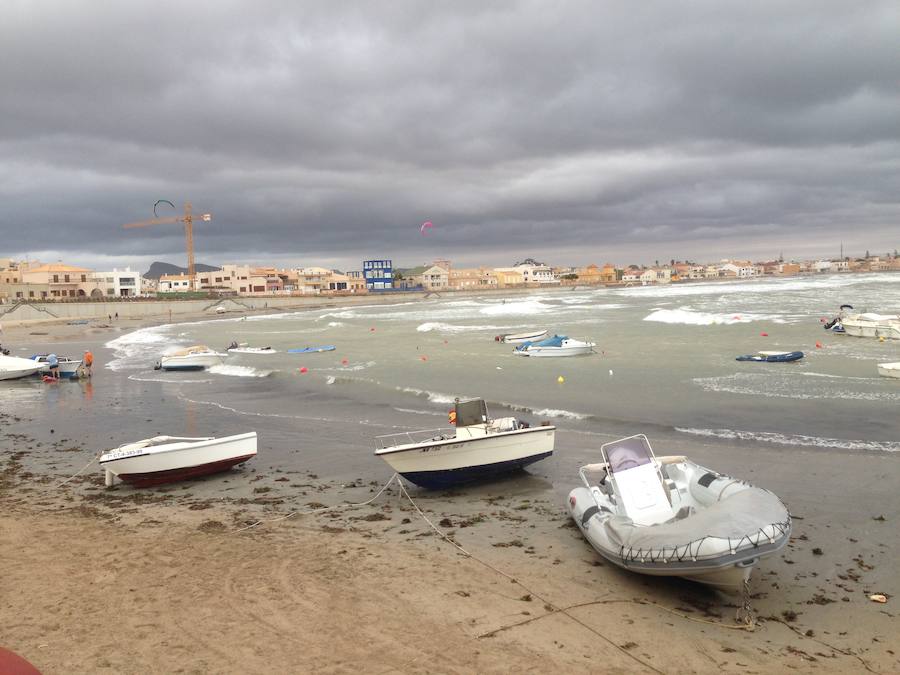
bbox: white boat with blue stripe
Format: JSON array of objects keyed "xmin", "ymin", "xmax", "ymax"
[{"xmin": 375, "ymin": 398, "xmax": 555, "ymax": 489}]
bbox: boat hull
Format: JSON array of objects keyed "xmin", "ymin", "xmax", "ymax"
[
  {"xmin": 0, "ymin": 355, "xmax": 43, "ymax": 380},
  {"xmin": 100, "ymin": 432, "xmax": 257, "ymax": 488},
  {"xmin": 377, "ymin": 427, "xmax": 555, "ymax": 489},
  {"xmin": 497, "ymin": 330, "xmax": 548, "ymax": 344},
  {"xmin": 841, "ymin": 316, "xmax": 900, "ymax": 339},
  {"xmin": 514, "ymin": 344, "xmax": 595, "ymax": 357},
  {"xmin": 33, "ymin": 358, "xmax": 83, "ymax": 379},
  {"xmin": 736, "ymin": 351, "xmax": 804, "ymax": 362},
  {"xmin": 158, "ymin": 354, "xmax": 224, "ymax": 370}
]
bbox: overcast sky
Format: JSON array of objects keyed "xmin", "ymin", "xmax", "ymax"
[{"xmin": 2, "ymin": 1, "xmax": 898, "ymax": 272}]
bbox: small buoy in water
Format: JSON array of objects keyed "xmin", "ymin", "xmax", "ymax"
[
  {"xmin": 733, "ymin": 315, "xmax": 741, "ymax": 320},
  {"xmin": 557, "ymin": 376, "xmax": 564, "ymax": 384},
  {"xmin": 760, "ymin": 332, "xmax": 768, "ymax": 337},
  {"xmin": 341, "ymin": 358, "xmax": 349, "ymax": 365},
  {"xmin": 299, "ymin": 367, "xmax": 308, "ymax": 374},
  {"xmin": 443, "ymin": 339, "xmax": 448, "ymax": 344},
  {"xmin": 609, "ymin": 369, "xmax": 614, "ymax": 377},
  {"xmin": 420, "ymin": 355, "xmax": 427, "ymax": 361},
  {"xmin": 496, "ymin": 366, "xmax": 502, "ymax": 370},
  {"xmin": 370, "ymin": 327, "xmax": 376, "ymax": 332},
  {"xmin": 815, "ymin": 341, "xmax": 823, "ymax": 348},
  {"xmin": 879, "ymin": 336, "xmax": 886, "ymax": 342}
]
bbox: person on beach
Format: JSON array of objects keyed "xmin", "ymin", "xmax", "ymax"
[
  {"xmin": 114, "ymin": 312, "xmax": 118, "ymax": 320},
  {"xmin": 47, "ymin": 353, "xmax": 59, "ymax": 380},
  {"xmin": 83, "ymin": 350, "xmax": 93, "ymax": 377}
]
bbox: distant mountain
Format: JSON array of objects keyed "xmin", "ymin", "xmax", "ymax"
[{"xmin": 144, "ymin": 261, "xmax": 221, "ymax": 279}]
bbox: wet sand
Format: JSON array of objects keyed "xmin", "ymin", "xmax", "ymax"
[{"xmin": 2, "ymin": 385, "xmax": 898, "ymax": 674}]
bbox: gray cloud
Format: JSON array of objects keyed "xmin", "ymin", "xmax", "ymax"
[{"xmin": 1, "ymin": 0, "xmax": 898, "ymax": 271}]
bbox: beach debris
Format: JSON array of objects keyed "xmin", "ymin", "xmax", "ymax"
[
  {"xmin": 869, "ymin": 594, "xmax": 888, "ymax": 603},
  {"xmin": 879, "ymin": 336, "xmax": 886, "ymax": 342},
  {"xmin": 811, "ymin": 547, "xmax": 823, "ymax": 555},
  {"xmin": 557, "ymin": 376, "xmax": 564, "ymax": 384},
  {"xmin": 872, "ymin": 514, "xmax": 886, "ymax": 521},
  {"xmin": 299, "ymin": 366, "xmax": 308, "ymax": 374},
  {"xmin": 496, "ymin": 366, "xmax": 502, "ymax": 370},
  {"xmin": 420, "ymin": 220, "xmax": 434, "ymax": 235},
  {"xmin": 608, "ymin": 369, "xmax": 614, "ymax": 377}
]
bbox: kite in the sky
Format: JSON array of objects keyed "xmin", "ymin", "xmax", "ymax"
[
  {"xmin": 420, "ymin": 220, "xmax": 434, "ymax": 235},
  {"xmin": 153, "ymin": 199, "xmax": 176, "ymax": 217}
]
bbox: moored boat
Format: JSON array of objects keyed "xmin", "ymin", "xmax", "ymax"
[
  {"xmin": 567, "ymin": 434, "xmax": 791, "ymax": 590},
  {"xmin": 99, "ymin": 432, "xmax": 258, "ymax": 488},
  {"xmin": 513, "ymin": 334, "xmax": 595, "ymax": 357},
  {"xmin": 840, "ymin": 313, "xmax": 900, "ymax": 340},
  {"xmin": 495, "ymin": 329, "xmax": 548, "ymax": 344},
  {"xmin": 374, "ymin": 398, "xmax": 555, "ymax": 489},
  {"xmin": 156, "ymin": 345, "xmax": 226, "ymax": 371},
  {"xmin": 30, "ymin": 354, "xmax": 83, "ymax": 379},
  {"xmin": 735, "ymin": 350, "xmax": 804, "ymax": 362},
  {"xmin": 0, "ymin": 354, "xmax": 43, "ymax": 381},
  {"xmin": 877, "ymin": 362, "xmax": 900, "ymax": 379}
]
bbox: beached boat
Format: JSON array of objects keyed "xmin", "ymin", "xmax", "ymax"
[
  {"xmin": 30, "ymin": 354, "xmax": 83, "ymax": 379},
  {"xmin": 227, "ymin": 346, "xmax": 278, "ymax": 354},
  {"xmin": 840, "ymin": 313, "xmax": 900, "ymax": 340},
  {"xmin": 513, "ymin": 334, "xmax": 595, "ymax": 357},
  {"xmin": 374, "ymin": 398, "xmax": 555, "ymax": 489},
  {"xmin": 495, "ymin": 329, "xmax": 548, "ymax": 344},
  {"xmin": 0, "ymin": 354, "xmax": 44, "ymax": 380},
  {"xmin": 735, "ymin": 350, "xmax": 804, "ymax": 362},
  {"xmin": 877, "ymin": 362, "xmax": 900, "ymax": 379},
  {"xmin": 156, "ymin": 345, "xmax": 226, "ymax": 371},
  {"xmin": 567, "ymin": 434, "xmax": 791, "ymax": 590},
  {"xmin": 99, "ymin": 432, "xmax": 258, "ymax": 488}
]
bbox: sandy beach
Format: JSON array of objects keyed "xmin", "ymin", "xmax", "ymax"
[{"xmin": 2, "ymin": 294, "xmax": 899, "ymax": 674}]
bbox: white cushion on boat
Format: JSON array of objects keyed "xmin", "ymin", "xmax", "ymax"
[{"xmin": 612, "ymin": 463, "xmax": 674, "ymax": 526}]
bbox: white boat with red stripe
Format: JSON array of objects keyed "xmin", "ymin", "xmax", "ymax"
[{"xmin": 100, "ymin": 432, "xmax": 257, "ymax": 488}]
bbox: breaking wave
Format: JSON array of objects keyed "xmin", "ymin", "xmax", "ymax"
[
  {"xmin": 208, "ymin": 364, "xmax": 273, "ymax": 378},
  {"xmin": 676, "ymin": 426, "xmax": 900, "ymax": 453}
]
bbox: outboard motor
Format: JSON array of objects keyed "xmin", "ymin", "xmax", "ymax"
[{"xmin": 154, "ymin": 360, "xmax": 162, "ymax": 370}]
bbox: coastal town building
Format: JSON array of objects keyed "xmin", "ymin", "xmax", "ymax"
[
  {"xmin": 81, "ymin": 268, "xmax": 143, "ymax": 298},
  {"xmin": 448, "ymin": 267, "xmax": 498, "ymax": 289},
  {"xmin": 363, "ymin": 259, "xmax": 393, "ymax": 291}
]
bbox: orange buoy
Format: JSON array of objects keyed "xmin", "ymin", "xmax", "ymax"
[
  {"xmin": 341, "ymin": 358, "xmax": 349, "ymax": 365},
  {"xmin": 760, "ymin": 332, "xmax": 768, "ymax": 337},
  {"xmin": 420, "ymin": 355, "xmax": 428, "ymax": 361},
  {"xmin": 299, "ymin": 366, "xmax": 308, "ymax": 373},
  {"xmin": 369, "ymin": 327, "xmax": 376, "ymax": 332},
  {"xmin": 815, "ymin": 341, "xmax": 823, "ymax": 348}
]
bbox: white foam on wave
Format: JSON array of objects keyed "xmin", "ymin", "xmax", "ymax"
[
  {"xmin": 478, "ymin": 298, "xmax": 553, "ymax": 317},
  {"xmin": 693, "ymin": 373, "xmax": 900, "ymax": 401},
  {"xmin": 208, "ymin": 364, "xmax": 273, "ymax": 378},
  {"xmin": 394, "ymin": 407, "xmax": 444, "ymax": 416},
  {"xmin": 398, "ymin": 386, "xmax": 460, "ymax": 405},
  {"xmin": 327, "ymin": 321, "xmax": 345, "ymax": 327},
  {"xmin": 416, "ymin": 322, "xmax": 506, "ymax": 333},
  {"xmin": 676, "ymin": 426, "xmax": 900, "ymax": 453},
  {"xmin": 643, "ymin": 308, "xmax": 771, "ymax": 325},
  {"xmin": 105, "ymin": 326, "xmax": 172, "ymax": 371},
  {"xmin": 128, "ymin": 374, "xmax": 213, "ymax": 384},
  {"xmin": 531, "ymin": 408, "xmax": 590, "ymax": 420}
]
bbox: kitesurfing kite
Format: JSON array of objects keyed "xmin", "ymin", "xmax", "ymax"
[
  {"xmin": 420, "ymin": 220, "xmax": 434, "ymax": 235},
  {"xmin": 153, "ymin": 199, "xmax": 176, "ymax": 217}
]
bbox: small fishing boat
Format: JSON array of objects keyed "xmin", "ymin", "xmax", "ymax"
[
  {"xmin": 567, "ymin": 434, "xmax": 791, "ymax": 590},
  {"xmin": 288, "ymin": 345, "xmax": 336, "ymax": 353},
  {"xmin": 156, "ymin": 345, "xmax": 226, "ymax": 371},
  {"xmin": 513, "ymin": 334, "xmax": 595, "ymax": 357},
  {"xmin": 877, "ymin": 362, "xmax": 900, "ymax": 379},
  {"xmin": 227, "ymin": 346, "xmax": 278, "ymax": 354},
  {"xmin": 841, "ymin": 313, "xmax": 900, "ymax": 340},
  {"xmin": 374, "ymin": 398, "xmax": 555, "ymax": 489},
  {"xmin": 495, "ymin": 329, "xmax": 548, "ymax": 344},
  {"xmin": 30, "ymin": 354, "xmax": 83, "ymax": 379},
  {"xmin": 823, "ymin": 303, "xmax": 852, "ymax": 333},
  {"xmin": 0, "ymin": 354, "xmax": 43, "ymax": 381},
  {"xmin": 100, "ymin": 432, "xmax": 258, "ymax": 488},
  {"xmin": 735, "ymin": 350, "xmax": 804, "ymax": 362}
]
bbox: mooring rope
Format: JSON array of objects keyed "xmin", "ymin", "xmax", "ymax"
[{"xmin": 49, "ymin": 452, "xmax": 102, "ymax": 490}]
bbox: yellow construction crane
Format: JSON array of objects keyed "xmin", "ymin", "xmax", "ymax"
[{"xmin": 123, "ymin": 202, "xmax": 211, "ymax": 291}]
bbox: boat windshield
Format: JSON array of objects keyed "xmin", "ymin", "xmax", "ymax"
[
  {"xmin": 602, "ymin": 435, "xmax": 654, "ymax": 474},
  {"xmin": 455, "ymin": 398, "xmax": 488, "ymax": 427}
]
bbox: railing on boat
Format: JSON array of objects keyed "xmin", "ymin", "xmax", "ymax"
[{"xmin": 375, "ymin": 428, "xmax": 454, "ymax": 450}]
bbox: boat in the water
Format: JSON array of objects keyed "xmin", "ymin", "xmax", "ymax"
[
  {"xmin": 287, "ymin": 345, "xmax": 336, "ymax": 353},
  {"xmin": 227, "ymin": 346, "xmax": 278, "ymax": 354},
  {"xmin": 513, "ymin": 334, "xmax": 595, "ymax": 357},
  {"xmin": 840, "ymin": 312, "xmax": 900, "ymax": 340},
  {"xmin": 735, "ymin": 350, "xmax": 804, "ymax": 363},
  {"xmin": 495, "ymin": 329, "xmax": 548, "ymax": 344},
  {"xmin": 823, "ymin": 303, "xmax": 852, "ymax": 333},
  {"xmin": 99, "ymin": 432, "xmax": 258, "ymax": 488},
  {"xmin": 0, "ymin": 354, "xmax": 44, "ymax": 380},
  {"xmin": 30, "ymin": 354, "xmax": 83, "ymax": 379},
  {"xmin": 877, "ymin": 362, "xmax": 900, "ymax": 379},
  {"xmin": 567, "ymin": 434, "xmax": 791, "ymax": 590},
  {"xmin": 374, "ymin": 398, "xmax": 555, "ymax": 489},
  {"xmin": 155, "ymin": 345, "xmax": 226, "ymax": 371}
]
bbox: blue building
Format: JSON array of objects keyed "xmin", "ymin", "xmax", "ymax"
[{"xmin": 363, "ymin": 259, "xmax": 393, "ymax": 291}]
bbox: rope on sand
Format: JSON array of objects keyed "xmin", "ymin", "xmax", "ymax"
[
  {"xmin": 49, "ymin": 453, "xmax": 102, "ymax": 490},
  {"xmin": 232, "ymin": 473, "xmax": 400, "ymax": 534}
]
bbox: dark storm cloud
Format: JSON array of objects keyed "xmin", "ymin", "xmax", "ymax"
[{"xmin": 1, "ymin": 0, "xmax": 898, "ymax": 269}]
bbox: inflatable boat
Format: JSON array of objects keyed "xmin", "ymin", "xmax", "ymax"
[
  {"xmin": 567, "ymin": 434, "xmax": 791, "ymax": 590},
  {"xmin": 735, "ymin": 350, "xmax": 804, "ymax": 362}
]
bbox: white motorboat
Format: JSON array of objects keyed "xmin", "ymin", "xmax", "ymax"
[
  {"xmin": 155, "ymin": 345, "xmax": 226, "ymax": 371},
  {"xmin": 100, "ymin": 432, "xmax": 258, "ymax": 488},
  {"xmin": 513, "ymin": 334, "xmax": 595, "ymax": 357},
  {"xmin": 877, "ymin": 362, "xmax": 900, "ymax": 379},
  {"xmin": 374, "ymin": 398, "xmax": 555, "ymax": 489},
  {"xmin": 227, "ymin": 346, "xmax": 278, "ymax": 354},
  {"xmin": 567, "ymin": 434, "xmax": 791, "ymax": 590},
  {"xmin": 840, "ymin": 312, "xmax": 900, "ymax": 339},
  {"xmin": 30, "ymin": 354, "xmax": 83, "ymax": 379},
  {"xmin": 495, "ymin": 329, "xmax": 548, "ymax": 344},
  {"xmin": 0, "ymin": 354, "xmax": 43, "ymax": 381}
]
